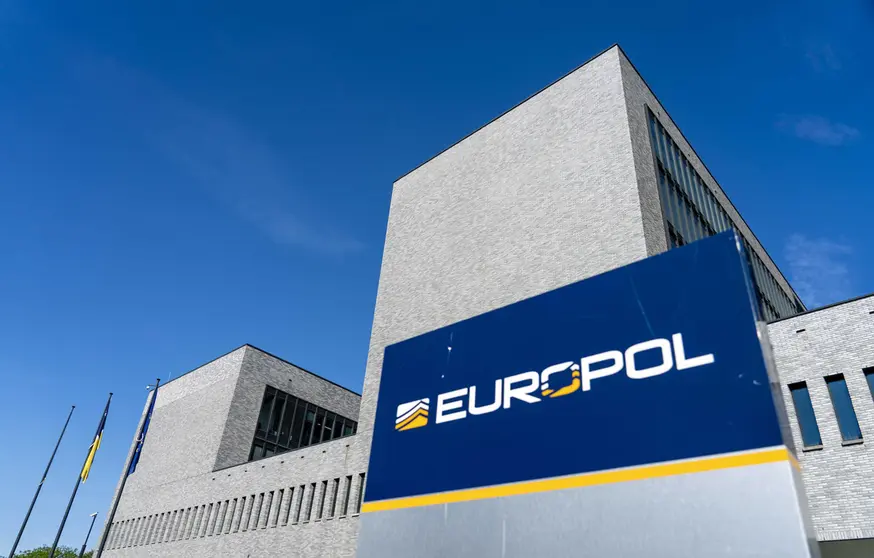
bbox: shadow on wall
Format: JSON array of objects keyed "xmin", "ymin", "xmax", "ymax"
[{"xmin": 821, "ymin": 539, "xmax": 874, "ymax": 558}]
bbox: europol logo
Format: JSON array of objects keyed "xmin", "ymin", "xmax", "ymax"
[
  {"xmin": 394, "ymin": 333, "xmax": 714, "ymax": 432},
  {"xmin": 396, "ymin": 398, "xmax": 430, "ymax": 431}
]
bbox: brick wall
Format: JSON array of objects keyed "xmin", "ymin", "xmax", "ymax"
[{"xmin": 769, "ymin": 295, "xmax": 874, "ymax": 541}]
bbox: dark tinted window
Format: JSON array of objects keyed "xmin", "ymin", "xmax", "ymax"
[
  {"xmin": 278, "ymin": 396, "xmax": 297, "ymax": 447},
  {"xmin": 300, "ymin": 406, "xmax": 315, "ymax": 448},
  {"xmin": 826, "ymin": 374, "xmax": 863, "ymax": 443},
  {"xmin": 266, "ymin": 392, "xmax": 286, "ymax": 442},
  {"xmin": 323, "ymin": 413, "xmax": 335, "ymax": 443},
  {"xmin": 256, "ymin": 387, "xmax": 275, "ymax": 438},
  {"xmin": 289, "ymin": 400, "xmax": 306, "ymax": 449},
  {"xmin": 789, "ymin": 383, "xmax": 822, "ymax": 448},
  {"xmin": 249, "ymin": 386, "xmax": 358, "ymax": 462},
  {"xmin": 312, "ymin": 409, "xmax": 326, "ymax": 445}
]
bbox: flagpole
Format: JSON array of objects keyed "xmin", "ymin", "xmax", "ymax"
[
  {"xmin": 78, "ymin": 513, "xmax": 98, "ymax": 558},
  {"xmin": 49, "ymin": 393, "xmax": 112, "ymax": 558},
  {"xmin": 8, "ymin": 405, "xmax": 76, "ymax": 558},
  {"xmin": 94, "ymin": 380, "xmax": 159, "ymax": 558}
]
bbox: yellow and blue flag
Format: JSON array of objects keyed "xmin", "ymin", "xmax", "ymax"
[{"xmin": 80, "ymin": 399, "xmax": 110, "ymax": 483}]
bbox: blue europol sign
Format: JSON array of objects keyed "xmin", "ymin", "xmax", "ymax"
[{"xmin": 363, "ymin": 231, "xmax": 795, "ymax": 512}]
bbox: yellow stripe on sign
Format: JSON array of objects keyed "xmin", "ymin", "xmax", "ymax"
[{"xmin": 361, "ymin": 447, "xmax": 792, "ymax": 514}]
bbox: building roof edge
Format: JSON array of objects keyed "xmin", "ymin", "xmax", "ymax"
[
  {"xmin": 393, "ymin": 43, "xmax": 622, "ymax": 184},
  {"xmin": 768, "ymin": 292, "xmax": 874, "ymax": 325}
]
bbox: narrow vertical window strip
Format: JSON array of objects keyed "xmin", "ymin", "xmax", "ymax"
[
  {"xmin": 138, "ymin": 517, "xmax": 147, "ymax": 545},
  {"xmin": 304, "ymin": 483, "xmax": 316, "ymax": 522},
  {"xmin": 259, "ymin": 491, "xmax": 273, "ymax": 529},
  {"xmin": 151, "ymin": 513, "xmax": 163, "ymax": 545},
  {"xmin": 163, "ymin": 511, "xmax": 174, "ymax": 542},
  {"xmin": 341, "ymin": 475, "xmax": 353, "ymax": 516},
  {"xmin": 129, "ymin": 518, "xmax": 140, "ymax": 548},
  {"xmin": 181, "ymin": 508, "xmax": 193, "ymax": 540},
  {"xmin": 826, "ymin": 374, "xmax": 863, "ymax": 442},
  {"xmin": 317, "ymin": 480, "xmax": 328, "ymax": 519},
  {"xmin": 865, "ymin": 368, "xmax": 874, "ymax": 402},
  {"xmin": 188, "ymin": 507, "xmax": 202, "ymax": 539},
  {"xmin": 171, "ymin": 510, "xmax": 182, "ymax": 542},
  {"xmin": 664, "ymin": 172, "xmax": 688, "ymax": 242},
  {"xmin": 128, "ymin": 518, "xmax": 139, "ymax": 547},
  {"xmin": 677, "ymin": 157, "xmax": 703, "ymax": 241},
  {"xmin": 176, "ymin": 509, "xmax": 186, "ymax": 540},
  {"xmin": 106, "ymin": 523, "xmax": 117, "ymax": 549},
  {"xmin": 242, "ymin": 494, "xmax": 255, "ymax": 531},
  {"xmin": 202, "ymin": 505, "xmax": 213, "ymax": 538},
  {"xmin": 282, "ymin": 487, "xmax": 295, "ymax": 526},
  {"xmin": 137, "ymin": 516, "xmax": 149, "ymax": 546},
  {"xmin": 789, "ymin": 382, "xmax": 823, "ymax": 447},
  {"xmin": 356, "ymin": 473, "xmax": 366, "ymax": 514},
  {"xmin": 148, "ymin": 514, "xmax": 158, "ymax": 545},
  {"xmin": 120, "ymin": 520, "xmax": 131, "ymax": 548},
  {"xmin": 249, "ymin": 493, "xmax": 263, "ymax": 531},
  {"xmin": 232, "ymin": 499, "xmax": 241, "ymax": 533},
  {"xmin": 272, "ymin": 489, "xmax": 284, "ymax": 527},
  {"xmin": 219, "ymin": 500, "xmax": 231, "ymax": 535},
  {"xmin": 167, "ymin": 510, "xmax": 178, "ymax": 542},
  {"xmin": 329, "ymin": 477, "xmax": 340, "ymax": 518},
  {"xmin": 294, "ymin": 485, "xmax": 305, "ymax": 524}
]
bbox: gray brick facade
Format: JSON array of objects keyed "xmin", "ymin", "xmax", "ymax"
[
  {"xmin": 768, "ymin": 295, "xmax": 874, "ymax": 543},
  {"xmin": 98, "ymin": 345, "xmax": 368, "ymax": 558}
]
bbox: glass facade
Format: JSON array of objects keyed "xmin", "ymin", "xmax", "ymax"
[
  {"xmin": 647, "ymin": 110, "xmax": 805, "ymax": 321},
  {"xmin": 249, "ymin": 385, "xmax": 357, "ymax": 461}
]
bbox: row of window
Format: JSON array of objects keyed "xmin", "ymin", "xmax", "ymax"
[
  {"xmin": 103, "ymin": 472, "xmax": 367, "ymax": 550},
  {"xmin": 250, "ymin": 386, "xmax": 358, "ymax": 462},
  {"xmin": 789, "ymin": 368, "xmax": 874, "ymax": 448},
  {"xmin": 647, "ymin": 110, "xmax": 804, "ymax": 321}
]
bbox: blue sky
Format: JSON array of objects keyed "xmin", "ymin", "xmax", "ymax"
[{"xmin": 1, "ymin": 0, "xmax": 872, "ymax": 551}]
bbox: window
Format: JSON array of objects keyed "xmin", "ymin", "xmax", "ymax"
[
  {"xmin": 356, "ymin": 473, "xmax": 366, "ymax": 514},
  {"xmin": 341, "ymin": 475, "xmax": 352, "ymax": 516},
  {"xmin": 249, "ymin": 386, "xmax": 358, "ymax": 462},
  {"xmin": 789, "ymin": 382, "xmax": 822, "ymax": 448},
  {"xmin": 865, "ymin": 367, "xmax": 874, "ymax": 401},
  {"xmin": 317, "ymin": 480, "xmax": 328, "ymax": 519},
  {"xmin": 647, "ymin": 110, "xmax": 803, "ymax": 320},
  {"xmin": 329, "ymin": 478, "xmax": 340, "ymax": 518},
  {"xmin": 826, "ymin": 374, "xmax": 863, "ymax": 443},
  {"xmin": 304, "ymin": 483, "xmax": 316, "ymax": 522},
  {"xmin": 300, "ymin": 406, "xmax": 315, "ymax": 448}
]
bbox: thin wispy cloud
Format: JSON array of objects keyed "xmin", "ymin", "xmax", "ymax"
[
  {"xmin": 784, "ymin": 235, "xmax": 853, "ymax": 309},
  {"xmin": 68, "ymin": 54, "xmax": 364, "ymax": 257},
  {"xmin": 805, "ymin": 42, "xmax": 842, "ymax": 72},
  {"xmin": 777, "ymin": 114, "xmax": 860, "ymax": 146}
]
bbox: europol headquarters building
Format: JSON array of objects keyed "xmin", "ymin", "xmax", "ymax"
[{"xmin": 96, "ymin": 45, "xmax": 874, "ymax": 558}]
